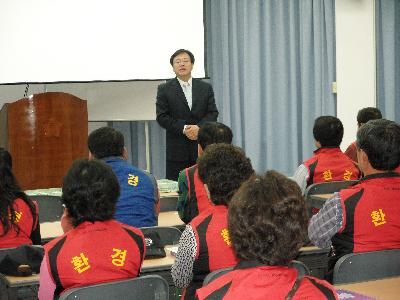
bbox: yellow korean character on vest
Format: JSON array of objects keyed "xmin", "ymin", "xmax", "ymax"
[
  {"xmin": 14, "ymin": 211, "xmax": 22, "ymax": 223},
  {"xmin": 371, "ymin": 208, "xmax": 386, "ymax": 227},
  {"xmin": 221, "ymin": 228, "xmax": 232, "ymax": 246},
  {"xmin": 71, "ymin": 253, "xmax": 91, "ymax": 274},
  {"xmin": 111, "ymin": 248, "xmax": 127, "ymax": 267},
  {"xmin": 323, "ymin": 169, "xmax": 333, "ymax": 181},
  {"xmin": 127, "ymin": 174, "xmax": 139, "ymax": 186},
  {"xmin": 343, "ymin": 170, "xmax": 353, "ymax": 181}
]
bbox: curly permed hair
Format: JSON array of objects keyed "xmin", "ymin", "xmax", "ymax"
[
  {"xmin": 197, "ymin": 143, "xmax": 253, "ymax": 206},
  {"xmin": 228, "ymin": 171, "xmax": 308, "ymax": 266},
  {"xmin": 62, "ymin": 159, "xmax": 120, "ymax": 227}
]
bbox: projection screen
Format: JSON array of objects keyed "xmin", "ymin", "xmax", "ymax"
[{"xmin": 0, "ymin": 0, "xmax": 205, "ymax": 84}]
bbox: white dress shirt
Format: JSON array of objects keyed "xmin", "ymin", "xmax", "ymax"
[{"xmin": 177, "ymin": 77, "xmax": 193, "ymax": 109}]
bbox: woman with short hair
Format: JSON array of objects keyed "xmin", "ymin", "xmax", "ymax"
[
  {"xmin": 38, "ymin": 159, "xmax": 145, "ymax": 299},
  {"xmin": 196, "ymin": 171, "xmax": 338, "ymax": 299}
]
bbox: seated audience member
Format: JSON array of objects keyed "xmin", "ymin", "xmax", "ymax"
[
  {"xmin": 172, "ymin": 144, "xmax": 254, "ymax": 299},
  {"xmin": 88, "ymin": 127, "xmax": 159, "ymax": 228},
  {"xmin": 39, "ymin": 159, "xmax": 145, "ymax": 299},
  {"xmin": 0, "ymin": 148, "xmax": 40, "ymax": 248},
  {"xmin": 177, "ymin": 122, "xmax": 233, "ymax": 223},
  {"xmin": 308, "ymin": 119, "xmax": 400, "ymax": 277},
  {"xmin": 292, "ymin": 116, "xmax": 360, "ymax": 194},
  {"xmin": 344, "ymin": 107, "xmax": 382, "ymax": 163},
  {"xmin": 197, "ymin": 171, "xmax": 338, "ymax": 299}
]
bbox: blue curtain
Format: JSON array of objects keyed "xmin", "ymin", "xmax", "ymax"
[
  {"xmin": 113, "ymin": 0, "xmax": 336, "ymax": 178},
  {"xmin": 376, "ymin": 0, "xmax": 400, "ymax": 122},
  {"xmin": 204, "ymin": 0, "xmax": 336, "ymax": 175},
  {"xmin": 110, "ymin": 121, "xmax": 166, "ymax": 180}
]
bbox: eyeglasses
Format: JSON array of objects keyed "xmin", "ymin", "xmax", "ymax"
[{"xmin": 173, "ymin": 59, "xmax": 191, "ymax": 65}]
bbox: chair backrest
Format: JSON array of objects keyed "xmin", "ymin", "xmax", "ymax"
[
  {"xmin": 203, "ymin": 260, "xmax": 310, "ymax": 286},
  {"xmin": 305, "ymin": 180, "xmax": 358, "ymax": 197},
  {"xmin": 140, "ymin": 226, "xmax": 182, "ymax": 245},
  {"xmin": 30, "ymin": 195, "xmax": 64, "ymax": 223},
  {"xmin": 58, "ymin": 275, "xmax": 169, "ymax": 300},
  {"xmin": 304, "ymin": 180, "xmax": 358, "ymax": 216},
  {"xmin": 333, "ymin": 249, "xmax": 400, "ymax": 284}
]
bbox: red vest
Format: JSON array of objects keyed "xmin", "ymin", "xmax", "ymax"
[
  {"xmin": 332, "ymin": 173, "xmax": 400, "ymax": 257},
  {"xmin": 395, "ymin": 166, "xmax": 400, "ymax": 173},
  {"xmin": 344, "ymin": 141, "xmax": 358, "ymax": 163},
  {"xmin": 44, "ymin": 220, "xmax": 145, "ymax": 298},
  {"xmin": 303, "ymin": 147, "xmax": 360, "ymax": 186},
  {"xmin": 0, "ymin": 198, "xmax": 38, "ymax": 248},
  {"xmin": 196, "ymin": 261, "xmax": 338, "ymax": 300},
  {"xmin": 183, "ymin": 205, "xmax": 238, "ymax": 299},
  {"xmin": 185, "ymin": 164, "xmax": 213, "ymax": 221}
]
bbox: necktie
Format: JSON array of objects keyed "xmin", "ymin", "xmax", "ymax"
[{"xmin": 182, "ymin": 82, "xmax": 192, "ymax": 109}]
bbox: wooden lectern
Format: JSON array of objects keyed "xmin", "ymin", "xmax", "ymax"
[{"xmin": 0, "ymin": 92, "xmax": 88, "ymax": 190}]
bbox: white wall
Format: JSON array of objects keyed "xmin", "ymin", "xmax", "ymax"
[
  {"xmin": 336, "ymin": 0, "xmax": 376, "ymax": 150},
  {"xmin": 0, "ymin": 80, "xmax": 164, "ymax": 121}
]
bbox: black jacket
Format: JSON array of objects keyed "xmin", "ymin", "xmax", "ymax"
[{"xmin": 156, "ymin": 78, "xmax": 218, "ymax": 162}]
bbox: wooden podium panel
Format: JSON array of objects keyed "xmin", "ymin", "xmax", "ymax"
[{"xmin": 0, "ymin": 92, "xmax": 88, "ymax": 189}]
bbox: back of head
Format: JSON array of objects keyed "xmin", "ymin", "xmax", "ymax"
[
  {"xmin": 62, "ymin": 159, "xmax": 120, "ymax": 227},
  {"xmin": 357, "ymin": 107, "xmax": 382, "ymax": 125},
  {"xmin": 87, "ymin": 127, "xmax": 124, "ymax": 159},
  {"xmin": 356, "ymin": 119, "xmax": 400, "ymax": 171},
  {"xmin": 197, "ymin": 144, "xmax": 253, "ymax": 205},
  {"xmin": 197, "ymin": 122, "xmax": 233, "ymax": 151},
  {"xmin": 229, "ymin": 171, "xmax": 307, "ymax": 266},
  {"xmin": 313, "ymin": 116, "xmax": 343, "ymax": 147}
]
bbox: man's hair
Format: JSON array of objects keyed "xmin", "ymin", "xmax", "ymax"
[
  {"xmin": 62, "ymin": 159, "xmax": 120, "ymax": 227},
  {"xmin": 88, "ymin": 127, "xmax": 124, "ymax": 159},
  {"xmin": 356, "ymin": 119, "xmax": 400, "ymax": 171},
  {"xmin": 197, "ymin": 122, "xmax": 233, "ymax": 151},
  {"xmin": 197, "ymin": 144, "xmax": 253, "ymax": 206},
  {"xmin": 357, "ymin": 107, "xmax": 382, "ymax": 125},
  {"xmin": 170, "ymin": 49, "xmax": 195, "ymax": 66},
  {"xmin": 313, "ymin": 116, "xmax": 344, "ymax": 147},
  {"xmin": 229, "ymin": 171, "xmax": 307, "ymax": 266}
]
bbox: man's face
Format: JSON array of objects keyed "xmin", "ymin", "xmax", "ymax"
[{"xmin": 172, "ymin": 52, "xmax": 193, "ymax": 80}]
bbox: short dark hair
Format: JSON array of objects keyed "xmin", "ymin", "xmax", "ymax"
[
  {"xmin": 229, "ymin": 171, "xmax": 308, "ymax": 266},
  {"xmin": 357, "ymin": 107, "xmax": 382, "ymax": 125},
  {"xmin": 62, "ymin": 159, "xmax": 120, "ymax": 227},
  {"xmin": 313, "ymin": 116, "xmax": 343, "ymax": 147},
  {"xmin": 356, "ymin": 119, "xmax": 400, "ymax": 171},
  {"xmin": 88, "ymin": 127, "xmax": 124, "ymax": 159},
  {"xmin": 197, "ymin": 122, "xmax": 233, "ymax": 151},
  {"xmin": 170, "ymin": 49, "xmax": 195, "ymax": 66},
  {"xmin": 197, "ymin": 144, "xmax": 253, "ymax": 206}
]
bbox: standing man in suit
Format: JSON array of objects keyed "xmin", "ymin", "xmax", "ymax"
[{"xmin": 156, "ymin": 49, "xmax": 219, "ymax": 180}]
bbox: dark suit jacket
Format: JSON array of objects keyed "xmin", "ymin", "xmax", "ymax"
[{"xmin": 156, "ymin": 78, "xmax": 219, "ymax": 162}]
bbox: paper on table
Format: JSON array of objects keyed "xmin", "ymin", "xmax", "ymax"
[
  {"xmin": 165, "ymin": 245, "xmax": 179, "ymax": 256},
  {"xmin": 337, "ymin": 289, "xmax": 378, "ymax": 300}
]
